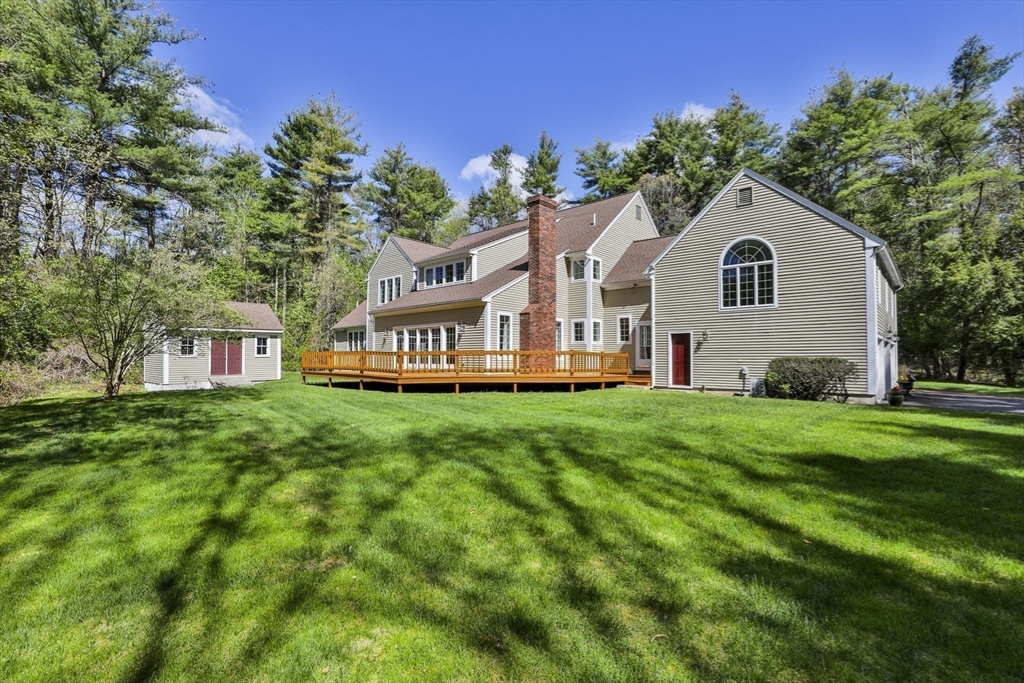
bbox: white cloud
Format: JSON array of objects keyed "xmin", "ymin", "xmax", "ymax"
[
  {"xmin": 182, "ymin": 85, "xmax": 254, "ymax": 150},
  {"xmin": 609, "ymin": 137, "xmax": 638, "ymax": 154},
  {"xmin": 459, "ymin": 151, "xmax": 530, "ymax": 197},
  {"xmin": 681, "ymin": 101, "xmax": 714, "ymax": 122}
]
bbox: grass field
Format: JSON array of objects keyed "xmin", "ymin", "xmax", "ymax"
[
  {"xmin": 914, "ymin": 380, "xmax": 1024, "ymax": 398},
  {"xmin": 1, "ymin": 375, "xmax": 1022, "ymax": 682}
]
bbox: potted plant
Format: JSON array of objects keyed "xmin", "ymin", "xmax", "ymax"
[
  {"xmin": 898, "ymin": 372, "xmax": 915, "ymax": 396},
  {"xmin": 888, "ymin": 385, "xmax": 904, "ymax": 407}
]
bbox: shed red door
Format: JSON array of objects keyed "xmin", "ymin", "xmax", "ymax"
[
  {"xmin": 210, "ymin": 339, "xmax": 243, "ymax": 376},
  {"xmin": 211, "ymin": 339, "xmax": 226, "ymax": 375},
  {"xmin": 671, "ymin": 333, "xmax": 691, "ymax": 386},
  {"xmin": 226, "ymin": 340, "xmax": 242, "ymax": 375}
]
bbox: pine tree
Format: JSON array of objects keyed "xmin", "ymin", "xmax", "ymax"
[
  {"xmin": 574, "ymin": 139, "xmax": 629, "ymax": 203},
  {"xmin": 357, "ymin": 144, "xmax": 456, "ymax": 245},
  {"xmin": 264, "ymin": 94, "xmax": 367, "ymax": 260},
  {"xmin": 521, "ymin": 131, "xmax": 564, "ymax": 198},
  {"xmin": 467, "ymin": 144, "xmax": 525, "ymax": 230}
]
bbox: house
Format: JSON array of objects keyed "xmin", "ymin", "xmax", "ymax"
[
  {"xmin": 326, "ymin": 168, "xmax": 903, "ymax": 402},
  {"xmin": 144, "ymin": 302, "xmax": 283, "ymax": 391}
]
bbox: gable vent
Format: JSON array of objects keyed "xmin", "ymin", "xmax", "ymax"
[{"xmin": 736, "ymin": 187, "xmax": 753, "ymax": 207}]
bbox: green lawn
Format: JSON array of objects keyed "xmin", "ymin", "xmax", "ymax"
[
  {"xmin": 914, "ymin": 380, "xmax": 1024, "ymax": 398},
  {"xmin": 1, "ymin": 376, "xmax": 1022, "ymax": 682}
]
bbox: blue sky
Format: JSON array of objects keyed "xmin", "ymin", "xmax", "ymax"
[{"xmin": 162, "ymin": 1, "xmax": 1024, "ymax": 201}]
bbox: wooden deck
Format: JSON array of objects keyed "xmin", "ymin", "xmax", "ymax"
[{"xmin": 301, "ymin": 350, "xmax": 631, "ymax": 393}]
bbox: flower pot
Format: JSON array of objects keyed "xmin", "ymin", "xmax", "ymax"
[{"xmin": 888, "ymin": 393, "xmax": 904, "ymax": 407}]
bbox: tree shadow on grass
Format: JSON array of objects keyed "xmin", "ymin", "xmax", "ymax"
[{"xmin": 1, "ymin": 389, "xmax": 1023, "ymax": 681}]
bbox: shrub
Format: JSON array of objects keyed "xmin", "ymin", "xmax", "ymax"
[
  {"xmin": 764, "ymin": 356, "xmax": 858, "ymax": 403},
  {"xmin": 0, "ymin": 362, "xmax": 47, "ymax": 407}
]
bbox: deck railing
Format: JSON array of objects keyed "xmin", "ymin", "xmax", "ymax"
[{"xmin": 301, "ymin": 349, "xmax": 629, "ymax": 378}]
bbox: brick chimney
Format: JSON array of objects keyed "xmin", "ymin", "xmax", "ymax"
[{"xmin": 519, "ymin": 194, "xmax": 558, "ymax": 356}]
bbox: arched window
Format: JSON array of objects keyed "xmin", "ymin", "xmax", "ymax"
[{"xmin": 721, "ymin": 238, "xmax": 775, "ymax": 308}]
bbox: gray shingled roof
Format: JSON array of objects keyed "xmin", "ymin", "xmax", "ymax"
[
  {"xmin": 390, "ymin": 235, "xmax": 451, "ymax": 264},
  {"xmin": 373, "ymin": 257, "xmax": 529, "ymax": 314},
  {"xmin": 603, "ymin": 235, "xmax": 674, "ymax": 285},
  {"xmin": 224, "ymin": 302, "xmax": 283, "ymax": 331},
  {"xmin": 331, "ymin": 300, "xmax": 367, "ymax": 330},
  {"xmin": 555, "ymin": 193, "xmax": 635, "ymax": 254},
  {"xmin": 427, "ymin": 192, "xmax": 639, "ymax": 261},
  {"xmin": 371, "ymin": 193, "xmax": 640, "ymax": 314}
]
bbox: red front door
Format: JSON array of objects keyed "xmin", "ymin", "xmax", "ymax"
[
  {"xmin": 210, "ymin": 339, "xmax": 243, "ymax": 376},
  {"xmin": 671, "ymin": 333, "xmax": 691, "ymax": 386}
]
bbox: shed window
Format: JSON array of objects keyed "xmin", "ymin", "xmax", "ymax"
[
  {"xmin": 255, "ymin": 337, "xmax": 269, "ymax": 357},
  {"xmin": 721, "ymin": 238, "xmax": 774, "ymax": 308}
]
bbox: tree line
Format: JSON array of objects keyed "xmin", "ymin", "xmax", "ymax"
[{"xmin": 0, "ymin": 0, "xmax": 1020, "ymax": 399}]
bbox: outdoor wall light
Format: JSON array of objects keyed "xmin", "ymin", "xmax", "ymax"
[{"xmin": 701, "ymin": 329, "xmax": 709, "ymax": 341}]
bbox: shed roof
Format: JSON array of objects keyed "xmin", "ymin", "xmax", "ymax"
[{"xmin": 224, "ymin": 302, "xmax": 284, "ymax": 331}]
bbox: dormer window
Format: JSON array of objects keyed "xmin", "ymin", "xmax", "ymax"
[{"xmin": 418, "ymin": 259, "xmax": 467, "ymax": 289}]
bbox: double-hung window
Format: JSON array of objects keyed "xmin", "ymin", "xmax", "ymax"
[
  {"xmin": 255, "ymin": 337, "xmax": 269, "ymax": 357},
  {"xmin": 573, "ymin": 320, "xmax": 585, "ymax": 344},
  {"xmin": 721, "ymin": 239, "xmax": 774, "ymax": 308},
  {"xmin": 592, "ymin": 259, "xmax": 602, "ymax": 281},
  {"xmin": 571, "ymin": 260, "xmax": 586, "ymax": 281},
  {"xmin": 498, "ymin": 314, "xmax": 512, "ymax": 351},
  {"xmin": 592, "ymin": 320, "xmax": 602, "ymax": 343},
  {"xmin": 555, "ymin": 320, "xmax": 563, "ymax": 350},
  {"xmin": 179, "ymin": 337, "xmax": 195, "ymax": 356},
  {"xmin": 379, "ymin": 275, "xmax": 402, "ymax": 304},
  {"xmin": 618, "ymin": 316, "xmax": 631, "ymax": 343}
]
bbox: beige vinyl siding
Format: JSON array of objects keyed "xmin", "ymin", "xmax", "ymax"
[
  {"xmin": 566, "ymin": 258, "xmax": 587, "ymax": 339},
  {"xmin": 653, "ymin": 178, "xmax": 870, "ymax": 394},
  {"xmin": 602, "ymin": 285, "xmax": 651, "ymax": 370},
  {"xmin": 143, "ymin": 347, "xmax": 164, "ymax": 384},
  {"xmin": 876, "ymin": 263, "xmax": 897, "ymax": 337},
  {"xmin": 367, "ymin": 238, "xmax": 414, "ymax": 316},
  {"xmin": 488, "ymin": 276, "xmax": 529, "ymax": 349},
  {"xmin": 168, "ymin": 338, "xmax": 212, "ymax": 385},
  {"xmin": 373, "ymin": 304, "xmax": 485, "ymax": 350},
  {"xmin": 555, "ymin": 255, "xmax": 569, "ymax": 348},
  {"xmin": 473, "ymin": 232, "xmax": 528, "ymax": 279},
  {"xmin": 244, "ymin": 335, "xmax": 280, "ymax": 382}
]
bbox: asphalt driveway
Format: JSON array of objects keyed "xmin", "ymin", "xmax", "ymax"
[{"xmin": 904, "ymin": 389, "xmax": 1024, "ymax": 415}]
